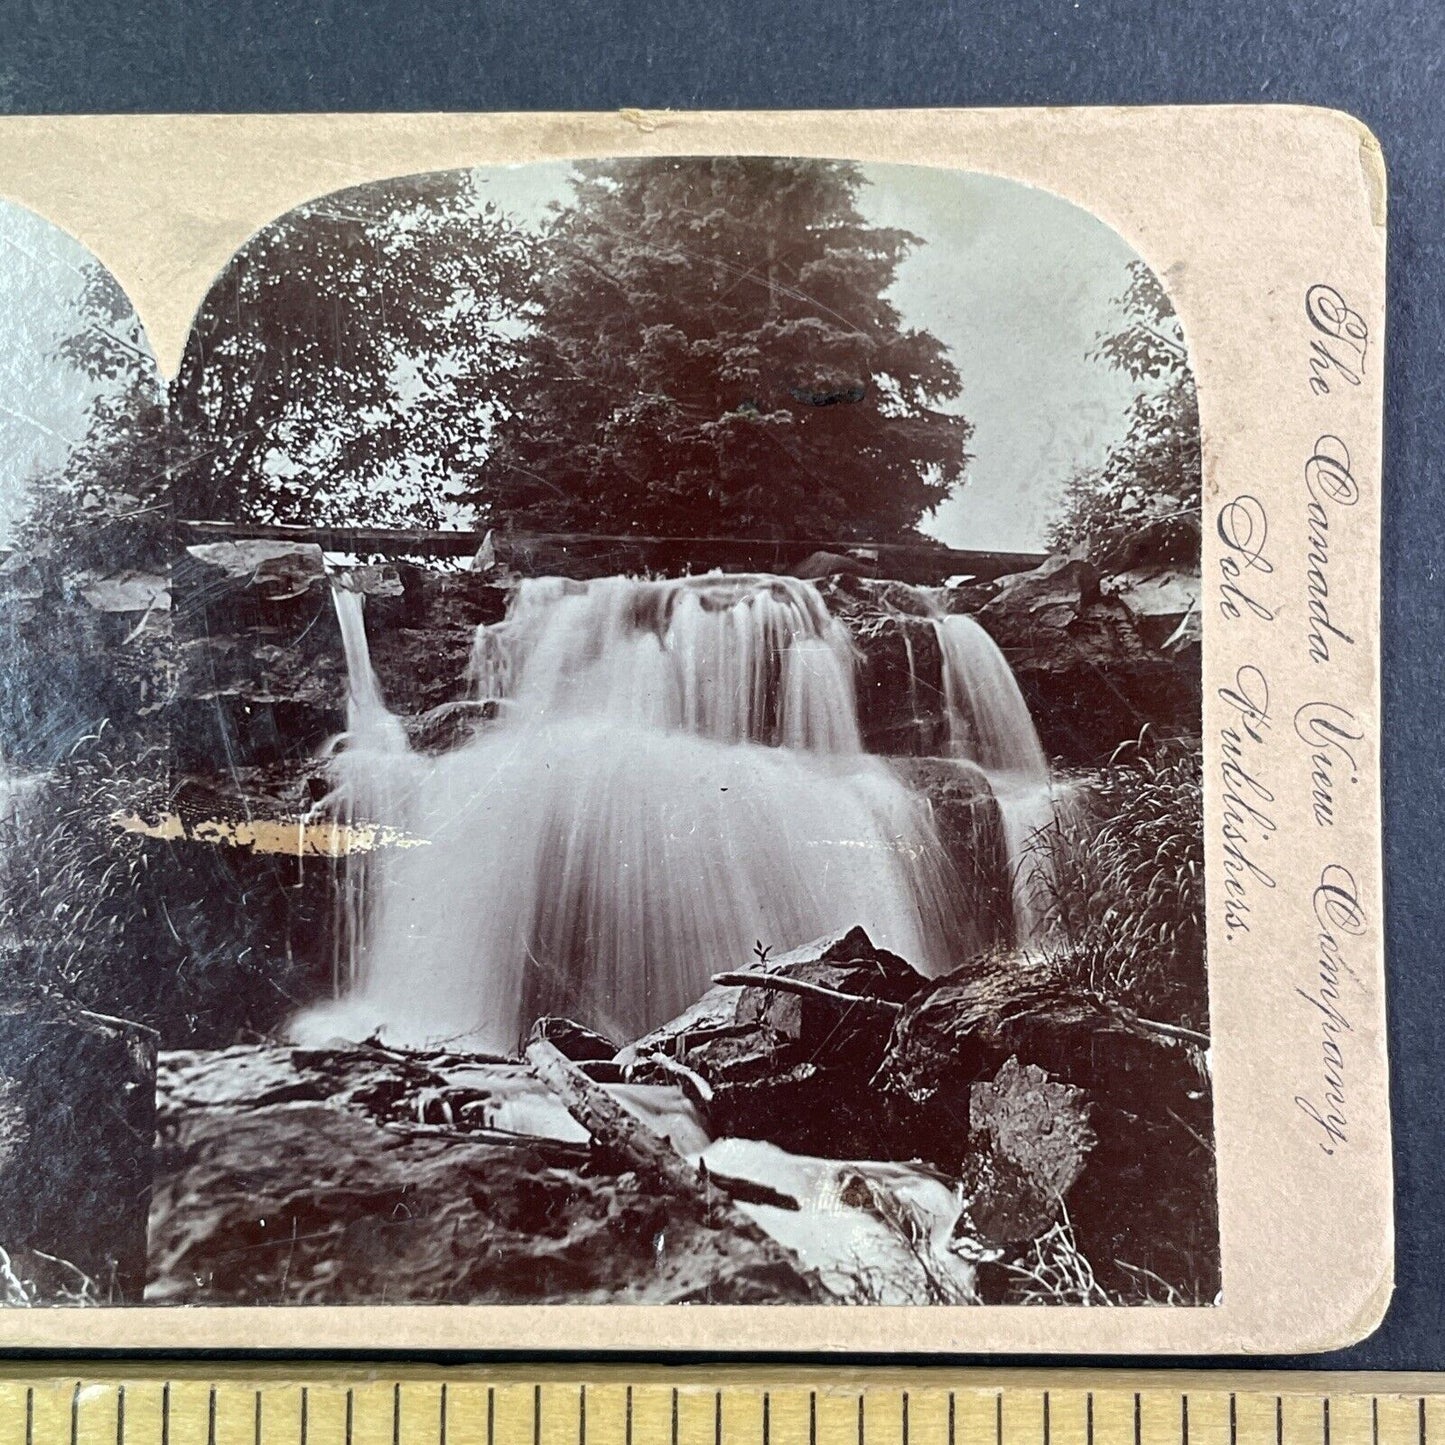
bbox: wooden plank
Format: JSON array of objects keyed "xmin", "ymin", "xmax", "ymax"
[{"xmin": 173, "ymin": 518, "xmax": 1045, "ymax": 582}]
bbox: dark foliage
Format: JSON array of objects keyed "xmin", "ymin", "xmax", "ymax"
[
  {"xmin": 169, "ymin": 171, "xmax": 540, "ymax": 527},
  {"xmin": 1048, "ymin": 261, "xmax": 1201, "ymax": 564},
  {"xmin": 1034, "ymin": 731, "xmax": 1208, "ymax": 1034},
  {"xmin": 0, "ymin": 742, "xmax": 324, "ymax": 1045},
  {"xmin": 16, "ymin": 263, "xmax": 170, "ymax": 579},
  {"xmin": 2, "ymin": 265, "xmax": 169, "ymax": 767},
  {"xmin": 483, "ymin": 157, "xmax": 972, "ymax": 541}
]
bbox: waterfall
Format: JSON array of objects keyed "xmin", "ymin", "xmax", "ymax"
[
  {"xmin": 930, "ymin": 611, "xmax": 1062, "ymax": 941},
  {"xmin": 320, "ymin": 587, "xmax": 419, "ymax": 997},
  {"xmin": 296, "ymin": 574, "xmax": 965, "ymax": 1053}
]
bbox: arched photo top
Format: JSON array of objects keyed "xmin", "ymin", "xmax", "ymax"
[
  {"xmin": 0, "ymin": 199, "xmax": 162, "ymax": 559},
  {"xmin": 170, "ymin": 157, "xmax": 1197, "ymax": 568},
  {"xmin": 0, "ymin": 199, "xmax": 165, "ymax": 767}
]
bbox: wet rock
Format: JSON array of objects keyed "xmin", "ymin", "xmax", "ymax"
[
  {"xmin": 853, "ymin": 611, "xmax": 949, "ymax": 755},
  {"xmin": 811, "ymin": 576, "xmax": 949, "ymax": 754},
  {"xmin": 339, "ymin": 565, "xmax": 405, "ymax": 600},
  {"xmin": 529, "ymin": 1016, "xmax": 619, "ymax": 1063},
  {"xmin": 367, "ymin": 626, "xmax": 478, "ymax": 714},
  {"xmin": 148, "ymin": 1043, "xmax": 821, "ymax": 1304},
  {"xmin": 402, "ymin": 698, "xmax": 495, "ymax": 754},
  {"xmin": 150, "ymin": 1102, "xmax": 820, "ymax": 1304},
  {"xmin": 881, "ymin": 537, "xmax": 1204, "ymax": 766},
  {"xmin": 169, "ymin": 542, "xmax": 345, "ymax": 765},
  {"xmin": 624, "ymin": 927, "xmax": 924, "ymax": 1160},
  {"xmin": 0, "ymin": 998, "xmax": 157, "ymax": 1301},
  {"xmin": 889, "ymin": 757, "xmax": 1012, "ymax": 956}
]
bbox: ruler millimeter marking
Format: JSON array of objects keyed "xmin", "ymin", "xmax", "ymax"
[{"xmin": 4, "ymin": 1376, "xmax": 1444, "ymax": 1445}]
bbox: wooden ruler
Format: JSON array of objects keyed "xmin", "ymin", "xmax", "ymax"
[{"xmin": 0, "ymin": 1372, "xmax": 1440, "ymax": 1445}]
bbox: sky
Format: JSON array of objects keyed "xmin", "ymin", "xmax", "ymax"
[{"xmin": 0, "ymin": 161, "xmax": 1147, "ymax": 553}]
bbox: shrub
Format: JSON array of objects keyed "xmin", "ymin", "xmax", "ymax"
[
  {"xmin": 0, "ymin": 741, "xmax": 322, "ymax": 1044},
  {"xmin": 1032, "ymin": 730, "xmax": 1206, "ymax": 1033},
  {"xmin": 0, "ymin": 740, "xmax": 169, "ymax": 1013}
]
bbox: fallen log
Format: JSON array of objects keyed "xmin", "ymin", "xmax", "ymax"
[
  {"xmin": 526, "ymin": 1039, "xmax": 719, "ymax": 1198},
  {"xmin": 524, "ymin": 1040, "xmax": 811, "ymax": 1246}
]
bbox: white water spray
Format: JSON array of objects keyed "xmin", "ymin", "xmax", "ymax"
[{"xmin": 298, "ymin": 574, "xmax": 968, "ymax": 1052}]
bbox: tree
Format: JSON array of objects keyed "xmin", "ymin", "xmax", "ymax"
[
  {"xmin": 481, "ymin": 157, "xmax": 971, "ymax": 541},
  {"xmin": 18, "ymin": 262, "xmax": 169, "ymax": 578},
  {"xmin": 169, "ymin": 170, "xmax": 539, "ymax": 527},
  {"xmin": 1049, "ymin": 261, "xmax": 1201, "ymax": 563},
  {"xmin": 1, "ymin": 264, "xmax": 169, "ymax": 769}
]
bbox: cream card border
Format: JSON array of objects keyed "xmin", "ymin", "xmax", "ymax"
[{"xmin": 0, "ymin": 106, "xmax": 1389, "ymax": 1354}]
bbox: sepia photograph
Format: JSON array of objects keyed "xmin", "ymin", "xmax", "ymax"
[{"xmin": 0, "ymin": 152, "xmax": 1214, "ymax": 1310}]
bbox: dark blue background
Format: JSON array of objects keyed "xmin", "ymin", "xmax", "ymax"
[{"xmin": 1, "ymin": 0, "xmax": 1440, "ymax": 1370}]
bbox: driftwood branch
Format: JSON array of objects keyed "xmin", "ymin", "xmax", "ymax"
[
  {"xmin": 711, "ymin": 971, "xmax": 904, "ymax": 1014},
  {"xmin": 1104, "ymin": 1006, "xmax": 1210, "ymax": 1049},
  {"xmin": 637, "ymin": 1050, "xmax": 715, "ymax": 1105}
]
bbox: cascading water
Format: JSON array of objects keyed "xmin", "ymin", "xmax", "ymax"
[
  {"xmin": 929, "ymin": 610, "xmax": 1065, "ymax": 941},
  {"xmin": 320, "ymin": 588, "xmax": 419, "ymax": 997},
  {"xmin": 296, "ymin": 573, "xmax": 967, "ymax": 1053}
]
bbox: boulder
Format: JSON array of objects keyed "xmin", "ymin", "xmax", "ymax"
[
  {"xmin": 876, "ymin": 952, "xmax": 1218, "ymax": 1302},
  {"xmin": 148, "ymin": 1043, "xmax": 821, "ymax": 1304},
  {"xmin": 958, "ymin": 1056, "xmax": 1094, "ymax": 1247},
  {"xmin": 0, "ymin": 998, "xmax": 157, "ymax": 1301},
  {"xmin": 983, "ymin": 555, "xmax": 1100, "ymax": 622},
  {"xmin": 529, "ymin": 1016, "xmax": 619, "ymax": 1063},
  {"xmin": 403, "ymin": 698, "xmax": 496, "ymax": 754},
  {"xmin": 790, "ymin": 550, "xmax": 877, "ymax": 581},
  {"xmin": 174, "ymin": 540, "xmax": 329, "ymax": 642},
  {"xmin": 624, "ymin": 927, "xmax": 925, "ymax": 1159},
  {"xmin": 1106, "ymin": 566, "xmax": 1201, "ymax": 651}
]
